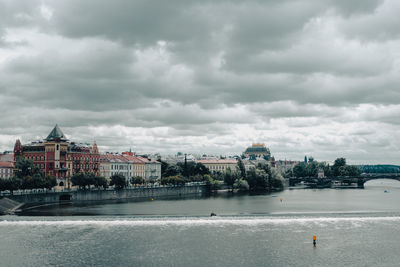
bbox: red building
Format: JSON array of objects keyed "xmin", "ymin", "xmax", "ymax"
[{"xmin": 13, "ymin": 125, "xmax": 100, "ymax": 188}]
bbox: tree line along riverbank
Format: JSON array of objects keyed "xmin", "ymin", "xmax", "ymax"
[{"xmin": 1, "ymin": 158, "xmax": 285, "ymax": 196}]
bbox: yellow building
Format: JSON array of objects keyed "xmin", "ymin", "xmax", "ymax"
[
  {"xmin": 196, "ymin": 159, "xmax": 238, "ymax": 173},
  {"xmin": 121, "ymin": 154, "xmax": 146, "ymax": 179}
]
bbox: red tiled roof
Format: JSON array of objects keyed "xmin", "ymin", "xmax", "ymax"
[
  {"xmin": 100, "ymin": 154, "xmax": 130, "ymax": 163},
  {"xmin": 120, "ymin": 155, "xmax": 147, "ymax": 164},
  {"xmin": 0, "ymin": 162, "xmax": 14, "ymax": 168}
]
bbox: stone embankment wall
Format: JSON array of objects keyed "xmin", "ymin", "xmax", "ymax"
[{"xmin": 6, "ymin": 185, "xmax": 206, "ymax": 205}]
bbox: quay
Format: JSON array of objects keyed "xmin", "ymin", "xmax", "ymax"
[{"xmin": 0, "ymin": 183, "xmax": 207, "ymax": 211}]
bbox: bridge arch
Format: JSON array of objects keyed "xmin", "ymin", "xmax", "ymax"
[{"xmin": 364, "ymin": 178, "xmax": 400, "ymax": 188}]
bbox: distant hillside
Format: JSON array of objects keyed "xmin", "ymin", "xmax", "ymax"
[{"xmin": 358, "ymin": 165, "xmax": 400, "ymax": 174}]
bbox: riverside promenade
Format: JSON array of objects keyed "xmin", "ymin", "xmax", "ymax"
[{"xmin": 0, "ymin": 183, "xmax": 207, "ymax": 209}]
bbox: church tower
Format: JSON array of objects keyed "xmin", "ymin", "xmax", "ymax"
[{"xmin": 13, "ymin": 139, "xmax": 22, "ymax": 162}]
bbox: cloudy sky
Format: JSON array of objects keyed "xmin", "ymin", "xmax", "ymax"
[{"xmin": 1, "ymin": 0, "xmax": 400, "ymax": 163}]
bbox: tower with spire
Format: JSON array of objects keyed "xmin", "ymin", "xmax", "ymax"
[
  {"xmin": 13, "ymin": 139, "xmax": 22, "ymax": 161},
  {"xmin": 91, "ymin": 141, "xmax": 99, "ymax": 154}
]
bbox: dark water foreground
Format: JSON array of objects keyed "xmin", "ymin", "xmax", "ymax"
[{"xmin": 1, "ymin": 179, "xmax": 400, "ymax": 266}]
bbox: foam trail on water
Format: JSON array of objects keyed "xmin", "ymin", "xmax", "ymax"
[{"xmin": 1, "ymin": 216, "xmax": 400, "ymax": 226}]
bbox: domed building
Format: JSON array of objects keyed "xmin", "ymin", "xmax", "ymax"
[
  {"xmin": 13, "ymin": 124, "xmax": 100, "ymax": 188},
  {"xmin": 243, "ymin": 143, "xmax": 271, "ymax": 160}
]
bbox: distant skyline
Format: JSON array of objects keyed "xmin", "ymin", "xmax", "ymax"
[{"xmin": 1, "ymin": 0, "xmax": 400, "ymax": 164}]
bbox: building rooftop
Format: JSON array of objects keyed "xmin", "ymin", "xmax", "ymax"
[
  {"xmin": 0, "ymin": 153, "xmax": 13, "ymax": 162},
  {"xmin": 100, "ymin": 154, "xmax": 130, "ymax": 163},
  {"xmin": 45, "ymin": 124, "xmax": 68, "ymax": 141},
  {"xmin": 196, "ymin": 159, "xmax": 237, "ymax": 164},
  {"xmin": 0, "ymin": 162, "xmax": 14, "ymax": 168}
]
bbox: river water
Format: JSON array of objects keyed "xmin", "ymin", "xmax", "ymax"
[{"xmin": 1, "ymin": 179, "xmax": 400, "ymax": 266}]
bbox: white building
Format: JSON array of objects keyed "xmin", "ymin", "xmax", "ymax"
[
  {"xmin": 0, "ymin": 162, "xmax": 14, "ymax": 179},
  {"xmin": 136, "ymin": 157, "xmax": 161, "ymax": 182}
]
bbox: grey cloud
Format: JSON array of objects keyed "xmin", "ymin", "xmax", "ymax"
[
  {"xmin": 339, "ymin": 1, "xmax": 400, "ymax": 40},
  {"xmin": 1, "ymin": 0, "xmax": 400, "ymax": 163}
]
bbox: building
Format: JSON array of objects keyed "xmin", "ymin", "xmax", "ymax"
[
  {"xmin": 275, "ymin": 160, "xmax": 298, "ymax": 174},
  {"xmin": 0, "ymin": 162, "xmax": 14, "ymax": 179},
  {"xmin": 13, "ymin": 125, "xmax": 100, "ymax": 188},
  {"xmin": 121, "ymin": 153, "xmax": 161, "ymax": 182},
  {"xmin": 0, "ymin": 153, "xmax": 14, "ymax": 163},
  {"xmin": 243, "ymin": 143, "xmax": 271, "ymax": 160},
  {"xmin": 196, "ymin": 159, "xmax": 238, "ymax": 174},
  {"xmin": 121, "ymin": 153, "xmax": 146, "ymax": 179},
  {"xmin": 0, "ymin": 153, "xmax": 14, "ymax": 179},
  {"xmin": 141, "ymin": 157, "xmax": 161, "ymax": 182},
  {"xmin": 99, "ymin": 154, "xmax": 132, "ymax": 183},
  {"xmin": 242, "ymin": 158, "xmax": 269, "ymax": 171}
]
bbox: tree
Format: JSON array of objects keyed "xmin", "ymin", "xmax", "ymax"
[
  {"xmin": 305, "ymin": 161, "xmax": 318, "ymax": 177},
  {"xmin": 293, "ymin": 162, "xmax": 306, "ymax": 178},
  {"xmin": 0, "ymin": 178, "xmax": 7, "ymax": 191},
  {"xmin": 339, "ymin": 165, "xmax": 361, "ymax": 177},
  {"xmin": 283, "ymin": 169, "xmax": 294, "ymax": 178},
  {"xmin": 159, "ymin": 160, "xmax": 170, "ymax": 177},
  {"xmin": 224, "ymin": 168, "xmax": 237, "ymax": 191},
  {"xmin": 44, "ymin": 175, "xmax": 57, "ymax": 189},
  {"xmin": 84, "ymin": 173, "xmax": 96, "ymax": 188},
  {"xmin": 193, "ymin": 163, "xmax": 210, "ymax": 176},
  {"xmin": 320, "ymin": 162, "xmax": 333, "ymax": 177},
  {"xmin": 346, "ymin": 165, "xmax": 361, "ymax": 176},
  {"xmin": 333, "ymin": 158, "xmax": 346, "ymax": 177},
  {"xmin": 188, "ymin": 174, "xmax": 204, "ymax": 182},
  {"xmin": 234, "ymin": 179, "xmax": 249, "ymax": 191},
  {"xmin": 203, "ymin": 174, "xmax": 221, "ymax": 190},
  {"xmin": 131, "ymin": 176, "xmax": 145, "ymax": 185},
  {"xmin": 183, "ymin": 154, "xmax": 188, "ymax": 177},
  {"xmin": 236, "ymin": 158, "xmax": 246, "ymax": 179},
  {"xmin": 94, "ymin": 176, "xmax": 108, "ymax": 189},
  {"xmin": 245, "ymin": 168, "xmax": 269, "ymax": 191},
  {"xmin": 161, "ymin": 176, "xmax": 185, "ymax": 185},
  {"xmin": 164, "ymin": 165, "xmax": 180, "ymax": 177},
  {"xmin": 270, "ymin": 168, "xmax": 284, "ymax": 189},
  {"xmin": 3, "ymin": 177, "xmax": 22, "ymax": 194},
  {"xmin": 257, "ymin": 163, "xmax": 272, "ymax": 188},
  {"xmin": 14, "ymin": 159, "xmax": 36, "ymax": 178},
  {"xmin": 71, "ymin": 172, "xmax": 86, "ymax": 189},
  {"xmin": 110, "ymin": 174, "xmax": 126, "ymax": 189}
]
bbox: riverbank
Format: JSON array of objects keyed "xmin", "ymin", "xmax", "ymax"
[{"xmin": 2, "ymin": 184, "xmax": 206, "ymax": 214}]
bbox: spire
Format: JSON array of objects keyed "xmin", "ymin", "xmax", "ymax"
[
  {"xmin": 91, "ymin": 141, "xmax": 99, "ymax": 154},
  {"xmin": 45, "ymin": 124, "xmax": 67, "ymax": 141},
  {"xmin": 14, "ymin": 139, "xmax": 22, "ymax": 155}
]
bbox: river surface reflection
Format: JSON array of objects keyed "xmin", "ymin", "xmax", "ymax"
[{"xmin": 1, "ymin": 179, "xmax": 400, "ymax": 266}]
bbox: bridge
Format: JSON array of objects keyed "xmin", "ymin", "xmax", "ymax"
[{"xmin": 289, "ymin": 174, "xmax": 400, "ymax": 188}]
